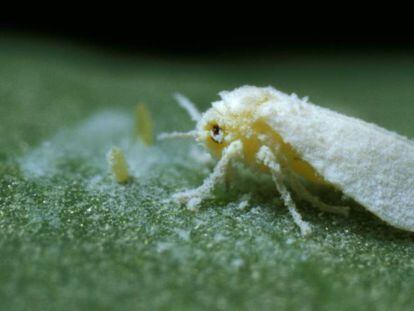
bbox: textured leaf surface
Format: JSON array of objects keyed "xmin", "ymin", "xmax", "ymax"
[{"xmin": 1, "ymin": 38, "xmax": 414, "ymax": 310}]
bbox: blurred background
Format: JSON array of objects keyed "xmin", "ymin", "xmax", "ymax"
[{"xmin": 2, "ymin": 11, "xmax": 413, "ymax": 55}]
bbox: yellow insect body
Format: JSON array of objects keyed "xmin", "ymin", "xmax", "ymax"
[{"xmin": 204, "ymin": 116, "xmax": 326, "ymax": 185}]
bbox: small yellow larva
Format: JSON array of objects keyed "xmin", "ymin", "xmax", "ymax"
[
  {"xmin": 107, "ymin": 146, "xmax": 130, "ymax": 183},
  {"xmin": 136, "ymin": 103, "xmax": 154, "ymax": 146},
  {"xmin": 159, "ymin": 86, "xmax": 414, "ymax": 236}
]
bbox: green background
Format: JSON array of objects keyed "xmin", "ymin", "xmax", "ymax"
[{"xmin": 1, "ymin": 37, "xmax": 414, "ymax": 310}]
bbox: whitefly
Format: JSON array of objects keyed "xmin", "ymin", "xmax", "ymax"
[{"xmin": 159, "ymin": 86, "xmax": 414, "ymax": 236}]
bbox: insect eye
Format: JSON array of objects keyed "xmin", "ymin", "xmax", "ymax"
[{"xmin": 210, "ymin": 124, "xmax": 224, "ymax": 143}]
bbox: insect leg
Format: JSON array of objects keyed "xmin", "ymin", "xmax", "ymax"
[
  {"xmin": 256, "ymin": 146, "xmax": 312, "ymax": 236},
  {"xmin": 286, "ymin": 175, "xmax": 350, "ymax": 217},
  {"xmin": 171, "ymin": 140, "xmax": 243, "ymax": 210}
]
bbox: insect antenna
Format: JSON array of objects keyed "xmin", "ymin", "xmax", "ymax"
[
  {"xmin": 173, "ymin": 93, "xmax": 201, "ymax": 122},
  {"xmin": 157, "ymin": 131, "xmax": 197, "ymax": 140}
]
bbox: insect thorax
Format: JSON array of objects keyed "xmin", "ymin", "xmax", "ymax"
[{"xmin": 197, "ymin": 105, "xmax": 327, "ymax": 185}]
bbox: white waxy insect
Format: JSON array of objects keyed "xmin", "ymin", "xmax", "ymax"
[{"xmin": 159, "ymin": 86, "xmax": 414, "ymax": 236}]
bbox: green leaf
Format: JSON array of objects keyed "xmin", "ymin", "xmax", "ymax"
[{"xmin": 1, "ymin": 38, "xmax": 414, "ymax": 311}]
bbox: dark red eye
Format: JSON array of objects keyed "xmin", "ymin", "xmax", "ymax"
[
  {"xmin": 212, "ymin": 124, "xmax": 220, "ymax": 136},
  {"xmin": 210, "ymin": 124, "xmax": 224, "ymax": 143}
]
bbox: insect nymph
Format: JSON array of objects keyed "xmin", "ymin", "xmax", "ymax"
[{"xmin": 159, "ymin": 86, "xmax": 414, "ymax": 236}]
